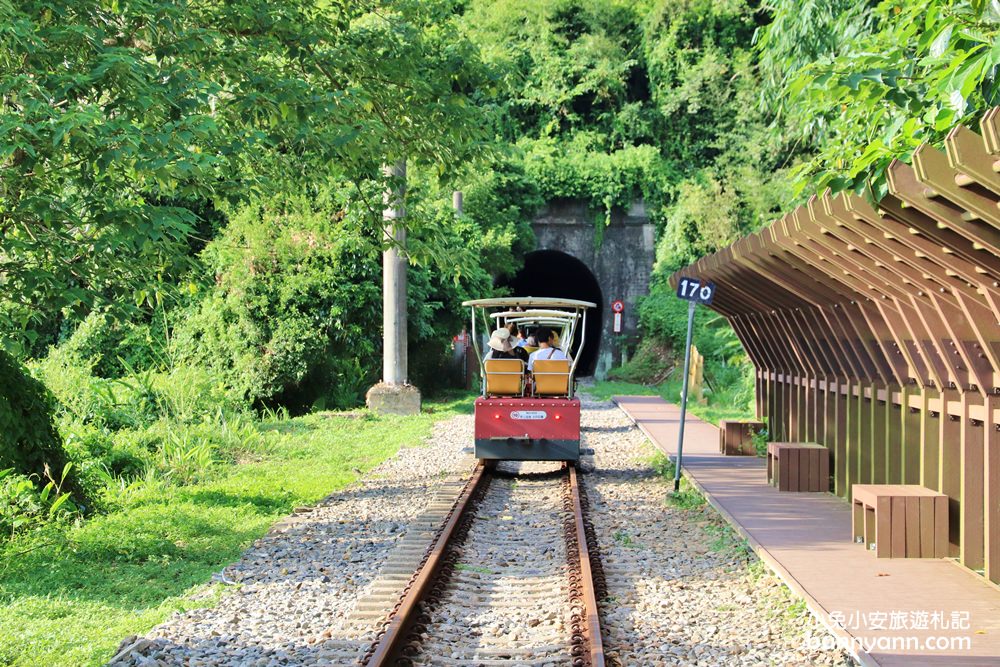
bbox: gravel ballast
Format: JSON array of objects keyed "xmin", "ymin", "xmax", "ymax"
[
  {"xmin": 111, "ymin": 398, "xmax": 852, "ymax": 666},
  {"xmin": 579, "ymin": 397, "xmax": 852, "ymax": 666}
]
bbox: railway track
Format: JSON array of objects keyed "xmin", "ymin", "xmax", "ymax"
[{"xmin": 359, "ymin": 460, "xmax": 605, "ymax": 667}]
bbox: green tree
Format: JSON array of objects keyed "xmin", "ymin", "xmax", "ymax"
[
  {"xmin": 758, "ymin": 0, "xmax": 1000, "ymax": 196},
  {"xmin": 0, "ymin": 0, "xmax": 491, "ymax": 351}
]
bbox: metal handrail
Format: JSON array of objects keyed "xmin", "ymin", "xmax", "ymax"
[{"xmin": 469, "ymin": 299, "xmax": 592, "ymax": 399}]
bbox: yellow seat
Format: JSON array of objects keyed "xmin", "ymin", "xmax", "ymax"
[
  {"xmin": 522, "ymin": 346, "xmax": 539, "ymax": 355},
  {"xmin": 533, "ymin": 359, "xmax": 570, "ymax": 396},
  {"xmin": 485, "ymin": 359, "xmax": 525, "ymax": 396}
]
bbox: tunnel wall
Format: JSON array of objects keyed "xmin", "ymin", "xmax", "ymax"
[{"xmin": 531, "ymin": 199, "xmax": 656, "ymax": 378}]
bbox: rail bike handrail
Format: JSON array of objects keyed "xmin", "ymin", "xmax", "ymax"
[{"xmin": 467, "ymin": 296, "xmax": 592, "ymax": 398}]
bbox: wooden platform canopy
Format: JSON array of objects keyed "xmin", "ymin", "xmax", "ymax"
[{"xmin": 670, "ymin": 108, "xmax": 1000, "ymax": 584}]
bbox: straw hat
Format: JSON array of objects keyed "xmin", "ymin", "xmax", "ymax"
[{"xmin": 488, "ymin": 328, "xmax": 513, "ymax": 352}]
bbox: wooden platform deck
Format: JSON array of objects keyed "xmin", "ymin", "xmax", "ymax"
[{"xmin": 613, "ymin": 395, "xmax": 1000, "ymax": 667}]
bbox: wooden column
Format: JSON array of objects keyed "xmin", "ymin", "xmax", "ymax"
[
  {"xmin": 940, "ymin": 388, "xmax": 961, "ymax": 555},
  {"xmin": 859, "ymin": 382, "xmax": 874, "ymax": 485},
  {"xmin": 845, "ymin": 382, "xmax": 864, "ymax": 493},
  {"xmin": 901, "ymin": 385, "xmax": 922, "ymax": 484},
  {"xmin": 986, "ymin": 394, "xmax": 1000, "ymax": 584},
  {"xmin": 921, "ymin": 389, "xmax": 941, "ymax": 491},
  {"xmin": 960, "ymin": 392, "xmax": 985, "ymax": 570},
  {"xmin": 834, "ymin": 380, "xmax": 849, "ymax": 496}
]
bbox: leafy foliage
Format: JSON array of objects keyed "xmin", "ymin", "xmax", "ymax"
[
  {"xmin": 173, "ymin": 191, "xmax": 380, "ymax": 410},
  {"xmin": 0, "ymin": 0, "xmax": 492, "ymax": 345},
  {"xmin": 172, "ymin": 181, "xmax": 495, "ymax": 410},
  {"xmin": 55, "ymin": 307, "xmax": 170, "ymax": 379},
  {"xmin": 462, "ymin": 0, "xmax": 674, "ymax": 222},
  {"xmin": 0, "ymin": 350, "xmax": 68, "ymax": 484},
  {"xmin": 759, "ymin": 0, "xmax": 1000, "ymax": 196},
  {"xmin": 0, "ymin": 465, "xmax": 75, "ymax": 539}
]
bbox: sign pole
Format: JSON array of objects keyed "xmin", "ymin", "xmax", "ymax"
[
  {"xmin": 673, "ymin": 298, "xmax": 697, "ymax": 492},
  {"xmin": 672, "ymin": 275, "xmax": 715, "ymax": 492}
]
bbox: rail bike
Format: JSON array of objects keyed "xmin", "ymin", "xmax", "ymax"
[{"xmin": 461, "ymin": 296, "xmax": 595, "ymax": 462}]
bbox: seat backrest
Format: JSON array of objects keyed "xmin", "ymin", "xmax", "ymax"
[
  {"xmin": 533, "ymin": 359, "xmax": 571, "ymax": 396},
  {"xmin": 485, "ymin": 359, "xmax": 524, "ymax": 396}
]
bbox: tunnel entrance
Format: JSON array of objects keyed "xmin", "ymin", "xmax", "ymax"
[{"xmin": 499, "ymin": 250, "xmax": 603, "ymax": 376}]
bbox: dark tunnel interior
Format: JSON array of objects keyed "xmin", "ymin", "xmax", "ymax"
[{"xmin": 498, "ymin": 250, "xmax": 603, "ymax": 376}]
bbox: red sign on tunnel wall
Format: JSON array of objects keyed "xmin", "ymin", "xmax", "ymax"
[{"xmin": 612, "ymin": 299, "xmax": 624, "ymax": 333}]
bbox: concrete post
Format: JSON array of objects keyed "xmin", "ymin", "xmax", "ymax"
[
  {"xmin": 366, "ymin": 160, "xmax": 421, "ymax": 415},
  {"xmin": 383, "ymin": 160, "xmax": 407, "ymax": 385},
  {"xmin": 452, "ymin": 190, "xmax": 463, "ymax": 216}
]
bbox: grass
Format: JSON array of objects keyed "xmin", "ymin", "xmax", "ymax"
[
  {"xmin": 589, "ymin": 377, "xmax": 753, "ymax": 426},
  {"xmin": 0, "ymin": 393, "xmax": 475, "ymax": 667},
  {"xmin": 454, "ymin": 563, "xmax": 494, "ymax": 575},
  {"xmin": 649, "ymin": 452, "xmax": 705, "ymax": 510},
  {"xmin": 612, "ymin": 529, "xmax": 641, "ymax": 548}
]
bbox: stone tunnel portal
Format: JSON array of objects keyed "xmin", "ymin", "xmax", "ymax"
[{"xmin": 500, "ymin": 250, "xmax": 603, "ymax": 376}]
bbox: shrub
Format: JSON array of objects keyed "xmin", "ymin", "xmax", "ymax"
[
  {"xmin": 0, "ymin": 465, "xmax": 76, "ymax": 539},
  {"xmin": 152, "ymin": 365, "xmax": 247, "ymax": 423},
  {"xmin": 751, "ymin": 423, "xmax": 770, "ymax": 458},
  {"xmin": 32, "ymin": 351, "xmax": 158, "ymax": 431},
  {"xmin": 0, "ymin": 350, "xmax": 69, "ymax": 485},
  {"xmin": 60, "ymin": 422, "xmax": 149, "ymax": 499},
  {"xmin": 608, "ymin": 339, "xmax": 674, "ymax": 384},
  {"xmin": 57, "ymin": 308, "xmax": 169, "ymax": 379},
  {"xmin": 172, "ymin": 193, "xmax": 383, "ymax": 411},
  {"xmin": 173, "ymin": 184, "xmax": 499, "ymax": 410}
]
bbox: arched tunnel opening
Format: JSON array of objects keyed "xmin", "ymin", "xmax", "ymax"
[{"xmin": 499, "ymin": 250, "xmax": 603, "ymax": 376}]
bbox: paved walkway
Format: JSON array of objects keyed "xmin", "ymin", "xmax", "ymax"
[{"xmin": 614, "ymin": 395, "xmax": 1000, "ymax": 667}]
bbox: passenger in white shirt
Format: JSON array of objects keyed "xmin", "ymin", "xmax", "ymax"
[{"xmin": 527, "ymin": 326, "xmax": 571, "ymax": 372}]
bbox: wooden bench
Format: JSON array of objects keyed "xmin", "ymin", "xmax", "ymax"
[
  {"xmin": 766, "ymin": 442, "xmax": 829, "ymax": 492},
  {"xmin": 718, "ymin": 420, "xmax": 765, "ymax": 456},
  {"xmin": 851, "ymin": 484, "xmax": 948, "ymax": 558}
]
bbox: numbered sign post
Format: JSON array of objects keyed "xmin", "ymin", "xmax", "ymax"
[{"xmin": 672, "ymin": 277, "xmax": 715, "ymax": 492}]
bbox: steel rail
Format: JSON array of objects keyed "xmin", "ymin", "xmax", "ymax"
[
  {"xmin": 568, "ymin": 464, "xmax": 606, "ymax": 667},
  {"xmin": 363, "ymin": 462, "xmax": 605, "ymax": 667},
  {"xmin": 361, "ymin": 462, "xmax": 489, "ymax": 666}
]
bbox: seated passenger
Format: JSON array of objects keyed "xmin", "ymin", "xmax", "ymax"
[
  {"xmin": 522, "ymin": 333, "xmax": 537, "ymax": 349},
  {"xmin": 508, "ymin": 323, "xmax": 527, "ymax": 348},
  {"xmin": 506, "ymin": 323, "xmax": 529, "ymax": 362},
  {"xmin": 527, "ymin": 326, "xmax": 571, "ymax": 372},
  {"xmin": 483, "ymin": 328, "xmax": 517, "ymax": 362}
]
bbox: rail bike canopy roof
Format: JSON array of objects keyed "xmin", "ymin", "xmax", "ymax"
[
  {"xmin": 462, "ymin": 297, "xmax": 596, "ymax": 309},
  {"xmin": 489, "ymin": 309, "xmax": 580, "ymax": 321},
  {"xmin": 465, "ymin": 298, "xmax": 593, "ymax": 397}
]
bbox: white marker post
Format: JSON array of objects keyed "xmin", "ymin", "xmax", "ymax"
[{"xmin": 673, "ymin": 277, "xmax": 716, "ymax": 493}]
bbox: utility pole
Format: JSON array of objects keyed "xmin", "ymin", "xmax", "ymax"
[
  {"xmin": 383, "ymin": 160, "xmax": 407, "ymax": 385},
  {"xmin": 451, "ymin": 191, "xmax": 472, "ymax": 390},
  {"xmin": 366, "ymin": 160, "xmax": 421, "ymax": 415}
]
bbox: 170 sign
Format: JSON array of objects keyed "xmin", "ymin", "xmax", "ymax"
[{"xmin": 676, "ymin": 277, "xmax": 716, "ymax": 305}]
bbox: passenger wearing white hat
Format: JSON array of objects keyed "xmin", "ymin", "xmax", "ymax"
[{"xmin": 483, "ymin": 327, "xmax": 517, "ymax": 362}]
